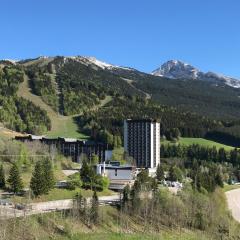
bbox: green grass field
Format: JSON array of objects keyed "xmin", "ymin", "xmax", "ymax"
[
  {"xmin": 162, "ymin": 137, "xmax": 234, "ymax": 150},
  {"xmin": 45, "ymin": 116, "xmax": 88, "ymax": 139}
]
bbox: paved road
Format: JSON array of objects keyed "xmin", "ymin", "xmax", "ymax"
[
  {"xmin": 0, "ymin": 194, "xmax": 121, "ymax": 219},
  {"xmin": 226, "ymin": 188, "xmax": 240, "ymax": 222}
]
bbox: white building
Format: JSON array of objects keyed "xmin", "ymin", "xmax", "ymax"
[
  {"xmin": 124, "ymin": 119, "xmax": 160, "ymax": 170},
  {"xmin": 96, "ymin": 162, "xmax": 136, "ymax": 190}
]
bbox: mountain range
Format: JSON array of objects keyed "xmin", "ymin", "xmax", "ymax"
[
  {"xmin": 152, "ymin": 60, "xmax": 240, "ymax": 88},
  {"xmin": 1, "ymin": 55, "xmax": 240, "ymax": 146},
  {"xmin": 3, "ymin": 56, "xmax": 240, "ymax": 88},
  {"xmin": 1, "ymin": 55, "xmax": 240, "ymax": 120}
]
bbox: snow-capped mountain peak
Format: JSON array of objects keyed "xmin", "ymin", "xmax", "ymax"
[
  {"xmin": 152, "ymin": 60, "xmax": 200, "ymax": 80},
  {"xmin": 152, "ymin": 60, "xmax": 240, "ymax": 88},
  {"xmin": 65, "ymin": 56, "xmax": 132, "ymax": 71},
  {"xmin": 79, "ymin": 56, "xmax": 113, "ymax": 69},
  {"xmin": 0, "ymin": 59, "xmax": 18, "ymax": 65}
]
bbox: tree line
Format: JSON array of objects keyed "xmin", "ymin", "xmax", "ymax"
[
  {"xmin": 0, "ymin": 158, "xmax": 55, "ymax": 196},
  {"xmin": 161, "ymin": 143, "xmax": 240, "ymax": 166}
]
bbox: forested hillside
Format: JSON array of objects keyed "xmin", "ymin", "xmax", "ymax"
[
  {"xmin": 133, "ymin": 76, "xmax": 240, "ymax": 120},
  {"xmin": 1, "ymin": 56, "xmax": 240, "ymax": 146},
  {"xmin": 0, "ymin": 64, "xmax": 51, "ymax": 134},
  {"xmin": 20, "ymin": 56, "xmax": 240, "ymax": 120}
]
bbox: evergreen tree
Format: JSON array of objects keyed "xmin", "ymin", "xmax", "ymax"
[
  {"xmin": 168, "ymin": 165, "xmax": 183, "ymax": 182},
  {"xmin": 0, "ymin": 164, "xmax": 6, "ymax": 189},
  {"xmin": 215, "ymin": 173, "xmax": 224, "ymax": 188},
  {"xmin": 218, "ymin": 148, "xmax": 227, "ymax": 162},
  {"xmin": 230, "ymin": 148, "xmax": 238, "ymax": 166},
  {"xmin": 156, "ymin": 164, "xmax": 164, "ymax": 182},
  {"xmin": 122, "ymin": 184, "xmax": 130, "ymax": 207},
  {"xmin": 42, "ymin": 158, "xmax": 55, "ymax": 194},
  {"xmin": 80, "ymin": 159, "xmax": 91, "ymax": 183},
  {"xmin": 8, "ymin": 163, "xmax": 23, "ymax": 194},
  {"xmin": 30, "ymin": 161, "xmax": 45, "ymax": 197},
  {"xmin": 30, "ymin": 159, "xmax": 55, "ymax": 197},
  {"xmin": 91, "ymin": 154, "xmax": 99, "ymax": 165},
  {"xmin": 90, "ymin": 191, "xmax": 99, "ymax": 224}
]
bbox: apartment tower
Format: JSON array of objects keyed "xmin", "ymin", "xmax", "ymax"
[{"xmin": 124, "ymin": 119, "xmax": 160, "ymax": 170}]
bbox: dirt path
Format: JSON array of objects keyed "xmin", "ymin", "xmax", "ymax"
[{"xmin": 226, "ymin": 188, "xmax": 240, "ymax": 222}]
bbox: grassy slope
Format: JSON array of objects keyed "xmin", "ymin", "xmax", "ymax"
[
  {"xmin": 17, "ymin": 74, "xmax": 88, "ymax": 139},
  {"xmin": 0, "ymin": 125, "xmax": 26, "ymax": 139},
  {"xmin": 1, "ymin": 207, "xmax": 211, "ymax": 240},
  {"xmin": 162, "ymin": 137, "xmax": 234, "ymax": 150},
  {"xmin": 16, "ymin": 73, "xmax": 112, "ymax": 139}
]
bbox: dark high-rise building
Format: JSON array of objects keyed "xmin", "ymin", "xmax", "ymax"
[{"xmin": 124, "ymin": 119, "xmax": 160, "ymax": 170}]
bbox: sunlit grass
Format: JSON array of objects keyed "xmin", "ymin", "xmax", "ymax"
[{"xmin": 162, "ymin": 137, "xmax": 234, "ymax": 150}]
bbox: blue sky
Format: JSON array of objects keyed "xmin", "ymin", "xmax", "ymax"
[{"xmin": 1, "ymin": 0, "xmax": 240, "ymax": 77}]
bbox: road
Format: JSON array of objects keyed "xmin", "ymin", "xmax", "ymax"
[
  {"xmin": 0, "ymin": 194, "xmax": 121, "ymax": 219},
  {"xmin": 226, "ymin": 188, "xmax": 240, "ymax": 222}
]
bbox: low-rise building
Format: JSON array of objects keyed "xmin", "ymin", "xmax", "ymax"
[
  {"xmin": 96, "ymin": 162, "xmax": 136, "ymax": 190},
  {"xmin": 15, "ymin": 135, "xmax": 107, "ymax": 163}
]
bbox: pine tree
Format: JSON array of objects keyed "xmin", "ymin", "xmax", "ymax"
[
  {"xmin": 30, "ymin": 161, "xmax": 45, "ymax": 197},
  {"xmin": 80, "ymin": 159, "xmax": 91, "ymax": 183},
  {"xmin": 122, "ymin": 184, "xmax": 130, "ymax": 209},
  {"xmin": 0, "ymin": 165, "xmax": 6, "ymax": 189},
  {"xmin": 156, "ymin": 164, "xmax": 164, "ymax": 182},
  {"xmin": 168, "ymin": 165, "xmax": 183, "ymax": 182},
  {"xmin": 90, "ymin": 191, "xmax": 99, "ymax": 224},
  {"xmin": 8, "ymin": 163, "xmax": 23, "ymax": 194},
  {"xmin": 42, "ymin": 158, "xmax": 55, "ymax": 194}
]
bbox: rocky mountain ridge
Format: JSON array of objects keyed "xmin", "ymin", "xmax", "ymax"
[{"xmin": 152, "ymin": 60, "xmax": 240, "ymax": 88}]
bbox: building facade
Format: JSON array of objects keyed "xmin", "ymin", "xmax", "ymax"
[
  {"xmin": 124, "ymin": 119, "xmax": 160, "ymax": 169},
  {"xmin": 15, "ymin": 135, "xmax": 106, "ymax": 163},
  {"xmin": 96, "ymin": 162, "xmax": 136, "ymax": 190}
]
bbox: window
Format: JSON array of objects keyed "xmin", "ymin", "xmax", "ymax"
[{"xmin": 115, "ymin": 169, "xmax": 117, "ymax": 176}]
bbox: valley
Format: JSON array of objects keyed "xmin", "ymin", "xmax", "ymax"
[
  {"xmin": 1, "ymin": 56, "xmax": 240, "ymax": 240},
  {"xmin": 2, "ymin": 56, "xmax": 240, "ymax": 147},
  {"xmin": 2, "ymin": 1, "xmax": 240, "ymax": 239}
]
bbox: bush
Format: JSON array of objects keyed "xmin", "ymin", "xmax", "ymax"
[{"xmin": 67, "ymin": 173, "xmax": 82, "ymax": 190}]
